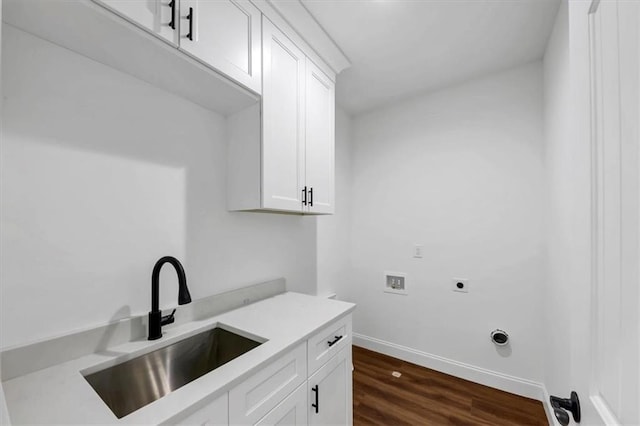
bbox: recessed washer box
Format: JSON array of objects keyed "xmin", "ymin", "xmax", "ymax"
[
  {"xmin": 384, "ymin": 271, "xmax": 407, "ymax": 295},
  {"xmin": 452, "ymin": 278, "xmax": 469, "ymax": 293}
]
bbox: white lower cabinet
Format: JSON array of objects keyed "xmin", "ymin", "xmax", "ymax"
[
  {"xmin": 307, "ymin": 347, "xmax": 352, "ymax": 426},
  {"xmin": 175, "ymin": 316, "xmax": 352, "ymax": 426},
  {"xmin": 255, "ymin": 383, "xmax": 308, "ymax": 426},
  {"xmin": 173, "ymin": 392, "xmax": 228, "ymax": 426}
]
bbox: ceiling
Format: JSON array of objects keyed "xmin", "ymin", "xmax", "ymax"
[{"xmin": 301, "ymin": 0, "xmax": 560, "ymax": 115}]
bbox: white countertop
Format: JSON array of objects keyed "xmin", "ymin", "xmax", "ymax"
[{"xmin": 2, "ymin": 292, "xmax": 355, "ymax": 425}]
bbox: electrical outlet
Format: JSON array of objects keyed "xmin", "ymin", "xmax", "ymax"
[
  {"xmin": 384, "ymin": 271, "xmax": 408, "ymax": 295},
  {"xmin": 452, "ymin": 278, "xmax": 469, "ymax": 293},
  {"xmin": 413, "ymin": 244, "xmax": 424, "ymax": 258}
]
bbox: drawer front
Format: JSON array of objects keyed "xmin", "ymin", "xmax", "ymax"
[
  {"xmin": 229, "ymin": 343, "xmax": 307, "ymax": 425},
  {"xmin": 307, "ymin": 314, "xmax": 352, "ymax": 376},
  {"xmin": 254, "ymin": 382, "xmax": 307, "ymax": 426}
]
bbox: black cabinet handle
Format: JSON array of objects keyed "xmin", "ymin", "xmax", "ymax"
[
  {"xmin": 302, "ymin": 186, "xmax": 307, "ymax": 206},
  {"xmin": 186, "ymin": 7, "xmax": 194, "ymax": 40},
  {"xmin": 309, "ymin": 187, "xmax": 313, "ymax": 207},
  {"xmin": 168, "ymin": 0, "xmax": 176, "ymax": 29},
  {"xmin": 327, "ymin": 335, "xmax": 343, "ymax": 347},
  {"xmin": 311, "ymin": 385, "xmax": 319, "ymax": 413}
]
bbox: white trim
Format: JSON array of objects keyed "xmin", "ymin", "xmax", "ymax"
[
  {"xmin": 250, "ymin": 0, "xmax": 347, "ymax": 79},
  {"xmin": 353, "ymin": 333, "xmax": 545, "ymax": 401},
  {"xmin": 591, "ymin": 395, "xmax": 622, "ymax": 426},
  {"xmin": 261, "ymin": 0, "xmax": 350, "ymax": 74}
]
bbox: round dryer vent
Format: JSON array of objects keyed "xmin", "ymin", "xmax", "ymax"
[{"xmin": 490, "ymin": 329, "xmax": 509, "ymax": 346}]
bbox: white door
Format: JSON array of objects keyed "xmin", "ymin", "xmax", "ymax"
[
  {"xmin": 261, "ymin": 17, "xmax": 306, "ymax": 212},
  {"xmin": 96, "ymin": 0, "xmax": 178, "ymax": 44},
  {"xmin": 305, "ymin": 58, "xmax": 335, "ymax": 215},
  {"xmin": 308, "ymin": 347, "xmax": 352, "ymax": 426},
  {"xmin": 178, "ymin": 0, "xmax": 261, "ymax": 94},
  {"xmin": 571, "ymin": 0, "xmax": 640, "ymax": 424}
]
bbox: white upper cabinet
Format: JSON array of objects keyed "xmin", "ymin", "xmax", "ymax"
[
  {"xmin": 179, "ymin": 0, "xmax": 262, "ymax": 94},
  {"xmin": 94, "ymin": 0, "xmax": 262, "ymax": 94},
  {"xmin": 96, "ymin": 0, "xmax": 179, "ymax": 45},
  {"xmin": 87, "ymin": 0, "xmax": 336, "ymax": 215},
  {"xmin": 227, "ymin": 17, "xmax": 336, "ymax": 215},
  {"xmin": 304, "ymin": 58, "xmax": 335, "ymax": 214},
  {"xmin": 261, "ymin": 17, "xmax": 307, "ymax": 212}
]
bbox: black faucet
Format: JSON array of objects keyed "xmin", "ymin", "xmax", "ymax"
[{"xmin": 148, "ymin": 256, "xmax": 192, "ymax": 340}]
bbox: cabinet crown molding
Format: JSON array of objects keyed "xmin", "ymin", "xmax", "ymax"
[{"xmin": 252, "ymin": 0, "xmax": 351, "ymax": 77}]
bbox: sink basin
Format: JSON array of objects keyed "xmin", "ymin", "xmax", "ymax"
[{"xmin": 84, "ymin": 327, "xmax": 263, "ymax": 418}]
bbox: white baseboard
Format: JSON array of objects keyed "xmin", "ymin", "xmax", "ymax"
[{"xmin": 353, "ymin": 333, "xmax": 546, "ymax": 403}]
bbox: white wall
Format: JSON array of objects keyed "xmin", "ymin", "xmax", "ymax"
[
  {"xmin": 347, "ymin": 62, "xmax": 546, "ymax": 386},
  {"xmin": 0, "ymin": 26, "xmax": 316, "ymax": 349},
  {"xmin": 542, "ymin": 0, "xmax": 572, "ymax": 399},
  {"xmin": 316, "ymin": 107, "xmax": 352, "ymax": 297}
]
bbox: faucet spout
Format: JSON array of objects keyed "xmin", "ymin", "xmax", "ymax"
[{"xmin": 148, "ymin": 256, "xmax": 191, "ymax": 340}]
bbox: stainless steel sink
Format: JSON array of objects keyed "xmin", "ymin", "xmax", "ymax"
[{"xmin": 84, "ymin": 327, "xmax": 262, "ymax": 418}]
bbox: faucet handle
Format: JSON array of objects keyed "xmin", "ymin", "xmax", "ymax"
[{"xmin": 161, "ymin": 309, "xmax": 177, "ymax": 326}]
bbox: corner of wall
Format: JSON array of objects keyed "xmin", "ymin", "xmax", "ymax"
[
  {"xmin": 541, "ymin": 0, "xmax": 572, "ymax": 399},
  {"xmin": 315, "ymin": 106, "xmax": 354, "ymax": 298}
]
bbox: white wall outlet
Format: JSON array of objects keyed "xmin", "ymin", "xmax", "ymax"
[
  {"xmin": 452, "ymin": 278, "xmax": 469, "ymax": 293},
  {"xmin": 413, "ymin": 244, "xmax": 424, "ymax": 258},
  {"xmin": 384, "ymin": 271, "xmax": 408, "ymax": 295}
]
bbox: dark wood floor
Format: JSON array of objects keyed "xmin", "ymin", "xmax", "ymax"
[{"xmin": 353, "ymin": 346, "xmax": 547, "ymax": 426}]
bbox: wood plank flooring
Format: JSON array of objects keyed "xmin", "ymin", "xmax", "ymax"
[{"xmin": 352, "ymin": 346, "xmax": 547, "ymax": 426}]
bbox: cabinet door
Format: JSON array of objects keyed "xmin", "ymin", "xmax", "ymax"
[
  {"xmin": 229, "ymin": 343, "xmax": 307, "ymax": 425},
  {"xmin": 172, "ymin": 392, "xmax": 228, "ymax": 425},
  {"xmin": 304, "ymin": 59, "xmax": 335, "ymax": 214},
  {"xmin": 255, "ymin": 383, "xmax": 307, "ymax": 426},
  {"xmin": 308, "ymin": 347, "xmax": 352, "ymax": 426},
  {"xmin": 179, "ymin": 0, "xmax": 261, "ymax": 93},
  {"xmin": 261, "ymin": 17, "xmax": 306, "ymax": 212},
  {"xmin": 95, "ymin": 0, "xmax": 177, "ymax": 44}
]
